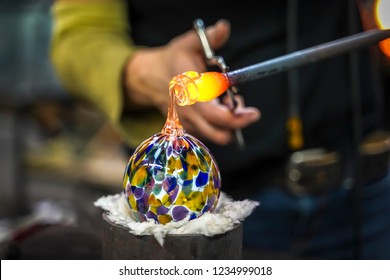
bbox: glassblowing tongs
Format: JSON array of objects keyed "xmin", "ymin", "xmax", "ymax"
[{"xmin": 193, "ymin": 18, "xmax": 245, "ymax": 149}]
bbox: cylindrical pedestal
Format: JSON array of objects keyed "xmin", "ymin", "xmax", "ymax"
[{"xmin": 102, "ymin": 213, "xmax": 242, "ymax": 259}]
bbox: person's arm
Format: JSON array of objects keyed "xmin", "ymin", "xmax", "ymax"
[
  {"xmin": 51, "ymin": 0, "xmax": 138, "ymax": 136},
  {"xmin": 51, "ymin": 0, "xmax": 133, "ymax": 124}
]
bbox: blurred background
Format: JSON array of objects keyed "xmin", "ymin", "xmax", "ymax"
[
  {"xmin": 0, "ymin": 0, "xmax": 389, "ymax": 260},
  {"xmin": 0, "ymin": 0, "xmax": 128, "ymax": 259}
]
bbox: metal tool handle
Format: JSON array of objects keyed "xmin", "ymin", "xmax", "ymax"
[
  {"xmin": 193, "ymin": 18, "xmax": 245, "ymax": 149},
  {"xmin": 193, "ymin": 19, "xmax": 216, "ymax": 61},
  {"xmin": 227, "ymin": 28, "xmax": 390, "ymax": 86}
]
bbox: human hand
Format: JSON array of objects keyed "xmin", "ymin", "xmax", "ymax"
[{"xmin": 124, "ymin": 19, "xmax": 260, "ymax": 145}]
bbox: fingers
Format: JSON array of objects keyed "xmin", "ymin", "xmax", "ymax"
[
  {"xmin": 206, "ymin": 19, "xmax": 231, "ymax": 50},
  {"xmin": 198, "ymin": 100, "xmax": 260, "ymax": 130},
  {"xmin": 178, "ymin": 106, "xmax": 234, "ymax": 145},
  {"xmin": 177, "ymin": 99, "xmax": 261, "ymax": 145}
]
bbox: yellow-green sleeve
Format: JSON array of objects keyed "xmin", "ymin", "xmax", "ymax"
[{"xmin": 50, "ymin": 0, "xmax": 164, "ymax": 148}]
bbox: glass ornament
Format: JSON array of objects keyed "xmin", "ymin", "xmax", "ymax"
[{"xmin": 122, "ymin": 74, "xmax": 222, "ymax": 224}]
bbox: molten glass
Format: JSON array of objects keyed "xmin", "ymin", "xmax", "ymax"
[
  {"xmin": 375, "ymin": 0, "xmax": 390, "ymax": 57},
  {"xmin": 170, "ymin": 71, "xmax": 230, "ymax": 106},
  {"xmin": 123, "ymin": 80, "xmax": 221, "ymax": 224}
]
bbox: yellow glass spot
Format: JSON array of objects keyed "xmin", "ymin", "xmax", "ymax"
[
  {"xmin": 129, "ymin": 195, "xmax": 137, "ymax": 210},
  {"xmin": 158, "ymin": 214, "xmax": 172, "ymax": 225},
  {"xmin": 161, "ymin": 194, "xmax": 172, "ymax": 207},
  {"xmin": 191, "ymin": 192, "xmax": 206, "ymax": 212},
  {"xmin": 131, "ymin": 166, "xmax": 148, "ymax": 186},
  {"xmin": 148, "ymin": 193, "xmax": 157, "ymax": 205},
  {"xmin": 122, "ymin": 174, "xmax": 129, "ymax": 190}
]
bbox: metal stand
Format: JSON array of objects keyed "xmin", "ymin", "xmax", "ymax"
[{"xmin": 102, "ymin": 213, "xmax": 242, "ymax": 260}]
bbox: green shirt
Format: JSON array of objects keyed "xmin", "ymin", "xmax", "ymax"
[{"xmin": 51, "ymin": 0, "xmax": 164, "ymax": 148}]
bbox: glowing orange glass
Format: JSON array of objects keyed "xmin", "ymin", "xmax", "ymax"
[
  {"xmin": 375, "ymin": 0, "xmax": 390, "ymax": 57},
  {"xmin": 169, "ymin": 71, "xmax": 230, "ymax": 106}
]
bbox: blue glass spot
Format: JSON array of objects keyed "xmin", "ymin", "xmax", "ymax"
[
  {"xmin": 183, "ymin": 179, "xmax": 192, "ymax": 186},
  {"xmin": 167, "ymin": 176, "xmax": 177, "ymax": 192},
  {"xmin": 180, "ymin": 157, "xmax": 188, "ymax": 172},
  {"xmin": 189, "ymin": 213, "xmax": 197, "ymax": 220},
  {"xmin": 145, "ymin": 143, "xmax": 153, "ymax": 154},
  {"xmin": 134, "ymin": 150, "xmax": 144, "ymax": 163},
  {"xmin": 213, "ymin": 175, "xmax": 221, "ymax": 190},
  {"xmin": 196, "ymin": 171, "xmax": 208, "ymax": 187}
]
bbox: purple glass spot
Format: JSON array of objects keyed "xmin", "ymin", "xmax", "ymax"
[
  {"xmin": 133, "ymin": 148, "xmax": 147, "ymax": 163},
  {"xmin": 133, "ymin": 187, "xmax": 144, "ymax": 199},
  {"xmin": 168, "ymin": 185, "xmax": 179, "ymax": 202},
  {"xmin": 167, "ymin": 145, "xmax": 173, "ymax": 157},
  {"xmin": 137, "ymin": 192, "xmax": 149, "ymax": 214},
  {"xmin": 156, "ymin": 205, "xmax": 169, "ymax": 215},
  {"xmin": 137, "ymin": 200, "xmax": 146, "ymax": 214},
  {"xmin": 146, "ymin": 211, "xmax": 158, "ymax": 222},
  {"xmin": 172, "ymin": 206, "xmax": 189, "ymax": 221},
  {"xmin": 213, "ymin": 174, "xmax": 221, "ymax": 190},
  {"xmin": 202, "ymin": 195, "xmax": 216, "ymax": 213}
]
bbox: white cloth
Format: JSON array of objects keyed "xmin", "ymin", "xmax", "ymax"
[{"xmin": 94, "ymin": 192, "xmax": 259, "ymax": 246}]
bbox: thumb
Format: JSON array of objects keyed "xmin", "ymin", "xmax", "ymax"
[
  {"xmin": 172, "ymin": 19, "xmax": 231, "ymax": 51},
  {"xmin": 206, "ymin": 19, "xmax": 231, "ymax": 50}
]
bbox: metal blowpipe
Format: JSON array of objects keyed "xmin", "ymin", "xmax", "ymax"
[{"xmin": 226, "ymin": 29, "xmax": 390, "ymax": 85}]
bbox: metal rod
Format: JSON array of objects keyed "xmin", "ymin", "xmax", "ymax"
[{"xmin": 227, "ymin": 29, "xmax": 390, "ymax": 85}]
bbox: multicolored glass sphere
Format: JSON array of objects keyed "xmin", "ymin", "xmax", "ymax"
[{"xmin": 122, "ymin": 132, "xmax": 221, "ymax": 224}]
